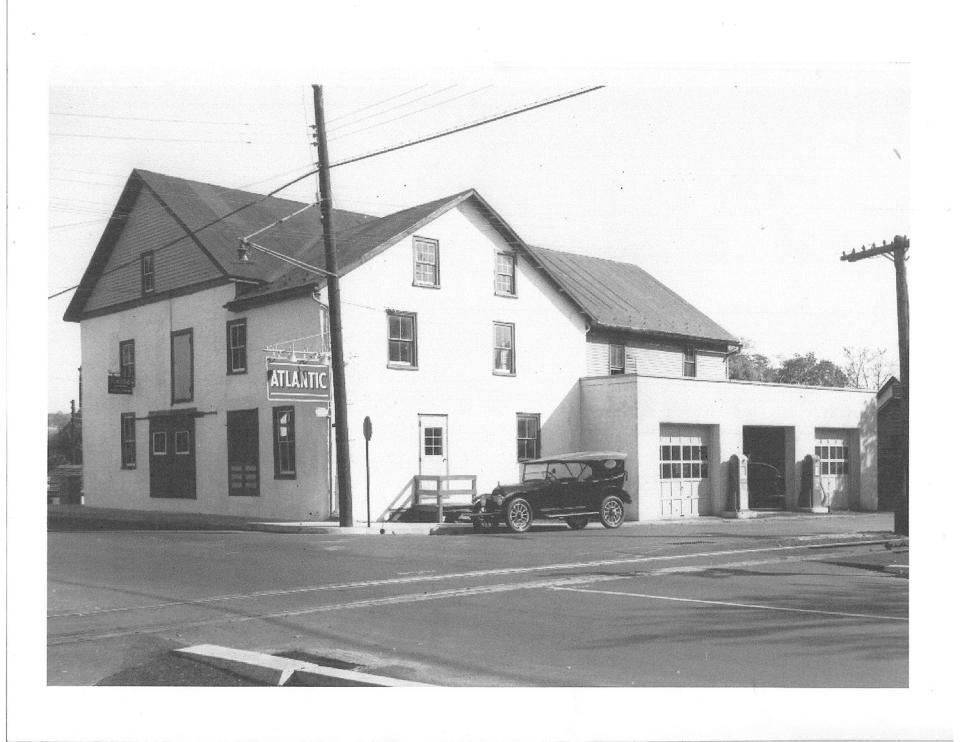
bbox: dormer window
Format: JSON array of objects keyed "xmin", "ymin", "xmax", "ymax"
[
  {"xmin": 141, "ymin": 252, "xmax": 155, "ymax": 294},
  {"xmin": 413, "ymin": 237, "xmax": 439, "ymax": 288},
  {"xmin": 609, "ymin": 344, "xmax": 625, "ymax": 375}
]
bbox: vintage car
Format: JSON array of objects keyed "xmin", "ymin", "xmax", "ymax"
[{"xmin": 470, "ymin": 452, "xmax": 630, "ymax": 533}]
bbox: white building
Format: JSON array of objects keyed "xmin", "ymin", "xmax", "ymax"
[{"xmin": 66, "ymin": 170, "xmax": 877, "ymax": 523}]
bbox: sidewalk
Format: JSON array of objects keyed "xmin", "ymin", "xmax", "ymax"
[{"xmin": 50, "ymin": 504, "xmax": 898, "ymax": 537}]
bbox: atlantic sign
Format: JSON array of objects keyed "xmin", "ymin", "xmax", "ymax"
[{"xmin": 266, "ymin": 360, "xmax": 330, "ymax": 403}]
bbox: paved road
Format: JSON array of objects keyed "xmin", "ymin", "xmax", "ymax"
[{"xmin": 48, "ymin": 515, "xmax": 907, "ymax": 686}]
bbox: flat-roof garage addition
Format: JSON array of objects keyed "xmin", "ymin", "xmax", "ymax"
[{"xmin": 579, "ymin": 375, "xmax": 877, "ymax": 521}]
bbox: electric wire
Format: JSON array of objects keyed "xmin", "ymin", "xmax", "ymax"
[
  {"xmin": 50, "ymin": 132, "xmax": 254, "ymax": 144},
  {"xmin": 325, "ymin": 84, "xmax": 430, "ymax": 124},
  {"xmin": 325, "ymin": 85, "xmax": 458, "ymax": 134},
  {"xmin": 50, "ymin": 111, "xmax": 251, "ymax": 126},
  {"xmin": 48, "ymin": 85, "xmax": 604, "ymax": 301}
]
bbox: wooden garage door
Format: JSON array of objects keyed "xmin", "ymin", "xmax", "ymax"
[
  {"xmin": 659, "ymin": 425, "xmax": 711, "ymax": 518},
  {"xmin": 815, "ymin": 429, "xmax": 853, "ymax": 509}
]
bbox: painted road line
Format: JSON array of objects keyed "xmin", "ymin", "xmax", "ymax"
[
  {"xmin": 551, "ymin": 586, "xmax": 909, "ymax": 622},
  {"xmin": 49, "ymin": 574, "xmax": 630, "ymax": 646},
  {"xmin": 175, "ymin": 644, "xmax": 433, "ymax": 686},
  {"xmin": 47, "ymin": 537, "xmax": 897, "ymax": 620}
]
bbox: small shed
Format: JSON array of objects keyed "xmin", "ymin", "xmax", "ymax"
[{"xmin": 876, "ymin": 376, "xmax": 904, "ymax": 512}]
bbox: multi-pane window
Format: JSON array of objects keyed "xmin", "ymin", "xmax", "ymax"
[
  {"xmin": 120, "ymin": 413, "xmax": 136, "ymax": 469},
  {"xmin": 273, "ymin": 407, "xmax": 296, "ymax": 478},
  {"xmin": 609, "ymin": 344, "xmax": 625, "ymax": 375},
  {"xmin": 387, "ymin": 311, "xmax": 417, "ymax": 367},
  {"xmin": 517, "ymin": 413, "xmax": 541, "ymax": 461},
  {"xmin": 660, "ymin": 444, "xmax": 709, "ymax": 479},
  {"xmin": 226, "ymin": 318, "xmax": 247, "ymax": 375},
  {"xmin": 141, "ymin": 252, "xmax": 155, "ymax": 294},
  {"xmin": 152, "ymin": 431, "xmax": 167, "ymax": 455},
  {"xmin": 493, "ymin": 322, "xmax": 515, "ymax": 374},
  {"xmin": 119, "ymin": 339, "xmax": 135, "ymax": 383},
  {"xmin": 413, "ymin": 237, "xmax": 439, "ymax": 287},
  {"xmin": 683, "ymin": 347, "xmax": 697, "ymax": 377},
  {"xmin": 171, "ymin": 328, "xmax": 194, "ymax": 403},
  {"xmin": 495, "ymin": 252, "xmax": 516, "ymax": 295},
  {"xmin": 815, "ymin": 444, "xmax": 850, "ymax": 475},
  {"xmin": 174, "ymin": 430, "xmax": 191, "ymax": 455},
  {"xmin": 423, "ymin": 427, "xmax": 443, "ymax": 456}
]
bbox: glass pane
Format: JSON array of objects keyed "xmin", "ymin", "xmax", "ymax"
[
  {"xmin": 821, "ymin": 461, "xmax": 828, "ymax": 475},
  {"xmin": 672, "ymin": 463, "xmax": 681, "ymax": 478},
  {"xmin": 389, "ymin": 315, "xmax": 401, "ymax": 338},
  {"xmin": 830, "ymin": 446, "xmax": 839, "ymax": 459},
  {"xmin": 661, "ymin": 463, "xmax": 671, "ymax": 478},
  {"xmin": 172, "ymin": 333, "xmax": 192, "ymax": 400},
  {"xmin": 700, "ymin": 446, "xmax": 708, "ymax": 461},
  {"xmin": 701, "ymin": 463, "xmax": 708, "ymax": 478},
  {"xmin": 691, "ymin": 463, "xmax": 701, "ymax": 479},
  {"xmin": 842, "ymin": 446, "xmax": 850, "ymax": 461},
  {"xmin": 682, "ymin": 446, "xmax": 691, "ymax": 461},
  {"xmin": 661, "ymin": 445, "xmax": 671, "ymax": 461},
  {"xmin": 682, "ymin": 463, "xmax": 691, "ymax": 478},
  {"xmin": 671, "ymin": 446, "xmax": 681, "ymax": 461}
]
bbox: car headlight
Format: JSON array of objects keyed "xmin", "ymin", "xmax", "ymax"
[{"xmin": 491, "ymin": 494, "xmax": 504, "ymax": 506}]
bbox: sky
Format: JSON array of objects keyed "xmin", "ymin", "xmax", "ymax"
[{"xmin": 45, "ymin": 67, "xmax": 909, "ymax": 411}]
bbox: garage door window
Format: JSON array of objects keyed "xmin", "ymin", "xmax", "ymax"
[
  {"xmin": 660, "ymin": 444, "xmax": 708, "ymax": 479},
  {"xmin": 816, "ymin": 444, "xmax": 850, "ymax": 475}
]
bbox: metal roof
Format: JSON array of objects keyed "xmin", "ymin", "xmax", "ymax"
[{"xmin": 525, "ymin": 245, "xmax": 739, "ymax": 345}]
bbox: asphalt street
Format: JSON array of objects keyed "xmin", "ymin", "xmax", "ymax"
[{"xmin": 48, "ymin": 514, "xmax": 908, "ymax": 686}]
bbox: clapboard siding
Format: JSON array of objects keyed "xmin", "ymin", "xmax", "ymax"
[
  {"xmin": 85, "ymin": 190, "xmax": 223, "ymax": 313},
  {"xmin": 587, "ymin": 336, "xmax": 728, "ymax": 379}
]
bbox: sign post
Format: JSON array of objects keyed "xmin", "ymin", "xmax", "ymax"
[{"xmin": 363, "ymin": 416, "xmax": 373, "ymax": 528}]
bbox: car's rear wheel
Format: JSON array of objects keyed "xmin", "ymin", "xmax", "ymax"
[
  {"xmin": 505, "ymin": 497, "xmax": 533, "ymax": 533},
  {"xmin": 566, "ymin": 515, "xmax": 589, "ymax": 530},
  {"xmin": 598, "ymin": 495, "xmax": 625, "ymax": 529}
]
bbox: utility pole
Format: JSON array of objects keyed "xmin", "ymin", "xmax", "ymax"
[
  {"xmin": 841, "ymin": 235, "xmax": 909, "ymax": 535},
  {"xmin": 312, "ymin": 84, "xmax": 353, "ymax": 526}
]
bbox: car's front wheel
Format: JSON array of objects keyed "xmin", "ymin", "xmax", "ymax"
[
  {"xmin": 566, "ymin": 515, "xmax": 589, "ymax": 530},
  {"xmin": 598, "ymin": 494, "xmax": 625, "ymax": 529},
  {"xmin": 504, "ymin": 497, "xmax": 533, "ymax": 533}
]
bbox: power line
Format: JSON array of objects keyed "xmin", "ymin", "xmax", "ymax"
[
  {"xmin": 326, "ymin": 85, "xmax": 457, "ymax": 134},
  {"xmin": 50, "ymin": 111, "xmax": 251, "ymax": 126},
  {"xmin": 50, "ymin": 219, "xmax": 112, "ymax": 230},
  {"xmin": 329, "ymin": 85, "xmax": 492, "ymax": 141},
  {"xmin": 48, "ymin": 85, "xmax": 604, "ymax": 301},
  {"xmin": 326, "ymin": 84, "xmax": 430, "ymax": 124},
  {"xmin": 50, "ymin": 132, "xmax": 253, "ymax": 144}
]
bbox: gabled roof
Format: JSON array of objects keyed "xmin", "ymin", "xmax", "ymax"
[
  {"xmin": 524, "ymin": 245, "xmax": 739, "ymax": 345},
  {"xmin": 64, "ymin": 169, "xmax": 377, "ymax": 321}
]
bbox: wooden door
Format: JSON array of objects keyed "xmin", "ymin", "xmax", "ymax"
[
  {"xmin": 149, "ymin": 414, "xmax": 196, "ymax": 499},
  {"xmin": 659, "ymin": 425, "xmax": 711, "ymax": 517}
]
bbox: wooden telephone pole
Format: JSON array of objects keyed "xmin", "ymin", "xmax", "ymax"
[
  {"xmin": 841, "ymin": 235, "xmax": 909, "ymax": 535},
  {"xmin": 312, "ymin": 85, "xmax": 353, "ymax": 527}
]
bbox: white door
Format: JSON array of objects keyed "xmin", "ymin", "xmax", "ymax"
[
  {"xmin": 815, "ymin": 430, "xmax": 853, "ymax": 509},
  {"xmin": 659, "ymin": 424, "xmax": 711, "ymax": 518},
  {"xmin": 419, "ymin": 415, "xmax": 448, "ymax": 477}
]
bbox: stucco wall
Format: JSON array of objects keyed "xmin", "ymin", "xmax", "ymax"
[
  {"xmin": 329, "ymin": 201, "xmax": 589, "ymax": 522},
  {"xmin": 580, "ymin": 374, "xmax": 878, "ymax": 520}
]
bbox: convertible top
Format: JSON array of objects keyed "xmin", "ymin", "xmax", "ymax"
[{"xmin": 527, "ymin": 451, "xmax": 627, "ymax": 464}]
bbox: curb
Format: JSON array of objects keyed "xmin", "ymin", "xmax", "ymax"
[{"xmin": 175, "ymin": 644, "xmax": 433, "ymax": 687}]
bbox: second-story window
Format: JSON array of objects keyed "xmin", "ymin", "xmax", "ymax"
[
  {"xmin": 609, "ymin": 344, "xmax": 625, "ymax": 375},
  {"xmin": 493, "ymin": 322, "xmax": 515, "ymax": 375},
  {"xmin": 413, "ymin": 237, "xmax": 439, "ymax": 288},
  {"xmin": 226, "ymin": 318, "xmax": 247, "ymax": 375},
  {"xmin": 683, "ymin": 347, "xmax": 697, "ymax": 378},
  {"xmin": 387, "ymin": 311, "xmax": 417, "ymax": 367},
  {"xmin": 119, "ymin": 339, "xmax": 136, "ymax": 383},
  {"xmin": 495, "ymin": 252, "xmax": 516, "ymax": 296},
  {"xmin": 171, "ymin": 328, "xmax": 194, "ymax": 403},
  {"xmin": 141, "ymin": 252, "xmax": 155, "ymax": 294}
]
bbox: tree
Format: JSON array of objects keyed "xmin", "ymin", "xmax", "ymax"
[
  {"xmin": 842, "ymin": 346, "xmax": 891, "ymax": 390},
  {"xmin": 774, "ymin": 352, "xmax": 849, "ymax": 387},
  {"xmin": 728, "ymin": 340, "xmax": 775, "ymax": 382}
]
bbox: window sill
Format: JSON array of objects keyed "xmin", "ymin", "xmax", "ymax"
[
  {"xmin": 494, "ymin": 291, "xmax": 518, "ymax": 299},
  {"xmin": 411, "ymin": 282, "xmax": 441, "ymax": 290},
  {"xmin": 229, "ymin": 491, "xmax": 261, "ymax": 497},
  {"xmin": 274, "ymin": 473, "xmax": 297, "ymax": 481},
  {"xmin": 226, "ymin": 369, "xmax": 248, "ymax": 376},
  {"xmin": 387, "ymin": 363, "xmax": 419, "ymax": 371},
  {"xmin": 120, "ymin": 465, "xmax": 137, "ymax": 471},
  {"xmin": 493, "ymin": 370, "xmax": 516, "ymax": 377}
]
